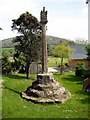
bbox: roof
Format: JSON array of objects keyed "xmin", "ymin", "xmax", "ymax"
[{"xmin": 70, "ymin": 44, "xmax": 87, "ymax": 59}]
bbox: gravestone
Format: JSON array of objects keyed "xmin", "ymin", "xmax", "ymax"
[
  {"xmin": 83, "ymin": 78, "xmax": 90, "ymax": 92},
  {"xmin": 30, "ymin": 62, "xmax": 42, "ymax": 74}
]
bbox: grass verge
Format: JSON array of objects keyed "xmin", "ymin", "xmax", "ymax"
[{"xmin": 2, "ymin": 72, "xmax": 89, "ymax": 119}]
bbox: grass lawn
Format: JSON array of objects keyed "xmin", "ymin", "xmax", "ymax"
[
  {"xmin": 2, "ymin": 72, "xmax": 89, "ymax": 119},
  {"xmin": 48, "ymin": 56, "xmax": 68, "ymax": 67}
]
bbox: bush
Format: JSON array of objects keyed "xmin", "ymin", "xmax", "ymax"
[
  {"xmin": 84, "ymin": 69, "xmax": 90, "ymax": 78},
  {"xmin": 1, "ymin": 57, "xmax": 14, "ymax": 74},
  {"xmin": 75, "ymin": 62, "xmax": 86, "ymax": 78}
]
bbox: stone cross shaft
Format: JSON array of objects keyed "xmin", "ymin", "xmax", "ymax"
[{"xmin": 40, "ymin": 7, "xmax": 48, "ymax": 73}]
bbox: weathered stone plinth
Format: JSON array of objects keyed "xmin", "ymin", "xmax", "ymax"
[{"xmin": 21, "ymin": 73, "xmax": 71, "ymax": 103}]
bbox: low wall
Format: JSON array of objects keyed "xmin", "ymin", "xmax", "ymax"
[{"xmin": 69, "ymin": 59, "xmax": 90, "ymax": 69}]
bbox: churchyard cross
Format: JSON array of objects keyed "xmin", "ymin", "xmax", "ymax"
[{"xmin": 40, "ymin": 7, "xmax": 48, "ymax": 73}]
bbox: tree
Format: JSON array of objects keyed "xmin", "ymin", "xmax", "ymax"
[
  {"xmin": 52, "ymin": 44, "xmax": 74, "ymax": 74},
  {"xmin": 12, "ymin": 12, "xmax": 42, "ymax": 79},
  {"xmin": 75, "ymin": 37, "xmax": 88, "ymax": 45},
  {"xmin": 85, "ymin": 44, "xmax": 90, "ymax": 61},
  {"xmin": 2, "ymin": 48, "xmax": 14, "ymax": 74}
]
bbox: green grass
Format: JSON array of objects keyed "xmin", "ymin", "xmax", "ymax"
[
  {"xmin": 2, "ymin": 72, "xmax": 89, "ymax": 119},
  {"xmin": 48, "ymin": 56, "xmax": 68, "ymax": 67}
]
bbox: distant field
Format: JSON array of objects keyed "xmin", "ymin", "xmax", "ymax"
[
  {"xmin": 48, "ymin": 56, "xmax": 68, "ymax": 67},
  {"xmin": 2, "ymin": 48, "xmax": 68, "ymax": 67}
]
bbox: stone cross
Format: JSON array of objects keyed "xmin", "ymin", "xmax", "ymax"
[
  {"xmin": 0, "ymin": 28, "xmax": 2, "ymax": 30},
  {"xmin": 86, "ymin": 0, "xmax": 90, "ymax": 4},
  {"xmin": 40, "ymin": 7, "xmax": 48, "ymax": 73}
]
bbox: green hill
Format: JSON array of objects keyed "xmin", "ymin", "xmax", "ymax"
[
  {"xmin": 48, "ymin": 35, "xmax": 70, "ymax": 45},
  {"xmin": 1, "ymin": 36, "xmax": 75, "ymax": 48},
  {"xmin": 1, "ymin": 36, "xmax": 87, "ymax": 59},
  {"xmin": 0, "ymin": 37, "xmax": 14, "ymax": 48}
]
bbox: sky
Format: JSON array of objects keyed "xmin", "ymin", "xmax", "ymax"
[{"xmin": 0, "ymin": 0, "xmax": 88, "ymax": 41}]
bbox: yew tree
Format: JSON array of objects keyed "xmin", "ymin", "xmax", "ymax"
[{"xmin": 12, "ymin": 12, "xmax": 42, "ymax": 79}]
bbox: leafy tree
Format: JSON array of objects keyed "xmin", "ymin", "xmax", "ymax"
[
  {"xmin": 52, "ymin": 44, "xmax": 74, "ymax": 74},
  {"xmin": 2, "ymin": 48, "xmax": 14, "ymax": 74},
  {"xmin": 85, "ymin": 44, "xmax": 90, "ymax": 61},
  {"xmin": 47, "ymin": 44, "xmax": 53, "ymax": 56},
  {"xmin": 2, "ymin": 48, "xmax": 14, "ymax": 58},
  {"xmin": 12, "ymin": 12, "xmax": 42, "ymax": 78}
]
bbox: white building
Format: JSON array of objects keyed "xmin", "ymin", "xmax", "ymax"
[{"xmin": 86, "ymin": 0, "xmax": 90, "ymax": 43}]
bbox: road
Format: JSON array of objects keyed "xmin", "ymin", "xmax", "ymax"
[{"xmin": 48, "ymin": 67, "xmax": 59, "ymax": 73}]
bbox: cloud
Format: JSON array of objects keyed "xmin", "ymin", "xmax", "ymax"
[
  {"xmin": 82, "ymin": 7, "xmax": 88, "ymax": 14},
  {"xmin": 0, "ymin": 0, "xmax": 88, "ymax": 40},
  {"xmin": 0, "ymin": 0, "xmax": 39, "ymax": 18},
  {"xmin": 33, "ymin": 0, "xmax": 85, "ymax": 3},
  {"xmin": 47, "ymin": 16, "xmax": 88, "ymax": 40}
]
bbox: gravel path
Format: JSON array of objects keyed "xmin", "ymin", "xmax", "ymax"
[{"xmin": 48, "ymin": 67, "xmax": 59, "ymax": 73}]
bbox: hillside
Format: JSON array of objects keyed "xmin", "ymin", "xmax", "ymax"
[
  {"xmin": 0, "ymin": 36, "xmax": 87, "ymax": 59},
  {"xmin": 0, "ymin": 37, "xmax": 14, "ymax": 48},
  {"xmin": 1, "ymin": 36, "xmax": 75, "ymax": 48}
]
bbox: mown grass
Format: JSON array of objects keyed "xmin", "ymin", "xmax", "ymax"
[
  {"xmin": 48, "ymin": 56, "xmax": 68, "ymax": 67},
  {"xmin": 2, "ymin": 72, "xmax": 89, "ymax": 119}
]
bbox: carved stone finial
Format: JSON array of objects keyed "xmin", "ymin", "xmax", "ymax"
[
  {"xmin": 0, "ymin": 27, "xmax": 3, "ymax": 30},
  {"xmin": 86, "ymin": 0, "xmax": 90, "ymax": 4},
  {"xmin": 43, "ymin": 7, "xmax": 45, "ymax": 12},
  {"xmin": 40, "ymin": 7, "xmax": 48, "ymax": 24}
]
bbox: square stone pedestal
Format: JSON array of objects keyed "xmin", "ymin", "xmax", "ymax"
[{"xmin": 37, "ymin": 73, "xmax": 54, "ymax": 84}]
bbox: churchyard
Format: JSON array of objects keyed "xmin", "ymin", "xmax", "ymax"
[
  {"xmin": 1, "ymin": 6, "xmax": 90, "ymax": 119},
  {"xmin": 2, "ymin": 71, "xmax": 89, "ymax": 119}
]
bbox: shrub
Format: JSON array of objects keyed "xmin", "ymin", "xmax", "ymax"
[
  {"xmin": 2, "ymin": 57, "xmax": 12, "ymax": 74},
  {"xmin": 75, "ymin": 62, "xmax": 87, "ymax": 78},
  {"xmin": 84, "ymin": 69, "xmax": 90, "ymax": 78}
]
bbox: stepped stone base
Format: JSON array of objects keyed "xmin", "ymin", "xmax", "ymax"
[{"xmin": 21, "ymin": 73, "xmax": 71, "ymax": 103}]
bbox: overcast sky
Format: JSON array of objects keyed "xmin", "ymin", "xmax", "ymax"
[{"xmin": 0, "ymin": 0, "xmax": 88, "ymax": 41}]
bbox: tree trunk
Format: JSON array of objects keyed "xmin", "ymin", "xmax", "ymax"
[
  {"xmin": 60, "ymin": 57, "xmax": 63, "ymax": 74},
  {"xmin": 26, "ymin": 62, "xmax": 30, "ymax": 79},
  {"xmin": 37, "ymin": 62, "xmax": 38, "ymax": 74}
]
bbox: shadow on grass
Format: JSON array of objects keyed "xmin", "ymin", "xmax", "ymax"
[
  {"xmin": 63, "ymin": 74, "xmax": 83, "ymax": 83},
  {"xmin": 76, "ymin": 90, "xmax": 90, "ymax": 104},
  {"xmin": 75, "ymin": 89, "xmax": 89, "ymax": 95},
  {"xmin": 3, "ymin": 74, "xmax": 36, "ymax": 81},
  {"xmin": 54, "ymin": 72, "xmax": 83, "ymax": 83},
  {"xmin": 77, "ymin": 97, "xmax": 90, "ymax": 104},
  {"xmin": 4, "ymin": 86, "xmax": 21, "ymax": 95},
  {"xmin": 3, "ymin": 74, "xmax": 26, "ymax": 80}
]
